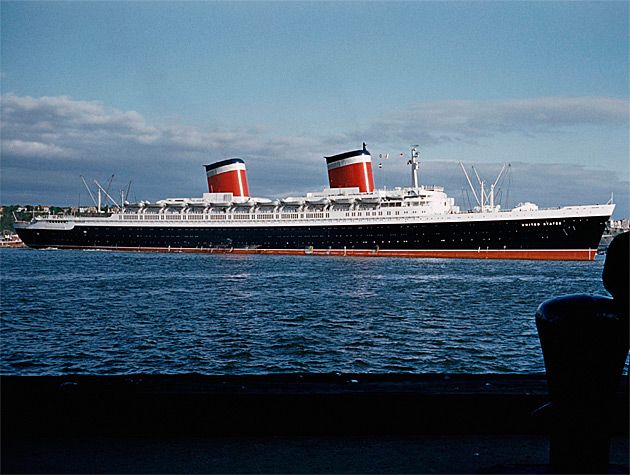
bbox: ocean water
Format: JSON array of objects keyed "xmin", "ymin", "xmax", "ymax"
[{"xmin": 0, "ymin": 248, "xmax": 612, "ymax": 375}]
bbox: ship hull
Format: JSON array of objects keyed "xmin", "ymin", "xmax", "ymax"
[{"xmin": 15, "ymin": 213, "xmax": 609, "ymax": 261}]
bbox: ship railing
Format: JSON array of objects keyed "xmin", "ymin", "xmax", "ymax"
[{"xmin": 72, "ymin": 203, "xmax": 604, "ymax": 225}]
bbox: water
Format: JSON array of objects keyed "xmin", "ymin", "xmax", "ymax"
[{"xmin": 0, "ymin": 248, "xmax": 611, "ymax": 375}]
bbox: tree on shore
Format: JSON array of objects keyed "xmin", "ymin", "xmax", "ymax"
[{"xmin": 0, "ymin": 205, "xmax": 72, "ymax": 232}]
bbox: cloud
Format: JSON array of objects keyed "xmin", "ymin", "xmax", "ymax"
[
  {"xmin": 1, "ymin": 93, "xmax": 628, "ymax": 217},
  {"xmin": 359, "ymin": 97, "xmax": 629, "ymax": 145},
  {"xmin": 1, "ymin": 139, "xmax": 76, "ymax": 159},
  {"xmin": 0, "ymin": 93, "xmax": 329, "ymax": 203},
  {"xmin": 1, "ymin": 94, "xmax": 160, "ymax": 150},
  {"xmin": 0, "ymin": 94, "xmax": 329, "ymax": 159}
]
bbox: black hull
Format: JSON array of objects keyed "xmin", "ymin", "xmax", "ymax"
[{"xmin": 15, "ymin": 215, "xmax": 608, "ymax": 260}]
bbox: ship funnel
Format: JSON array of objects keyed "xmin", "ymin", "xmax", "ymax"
[
  {"xmin": 325, "ymin": 142, "xmax": 374, "ymax": 193},
  {"xmin": 204, "ymin": 158, "xmax": 250, "ymax": 197}
]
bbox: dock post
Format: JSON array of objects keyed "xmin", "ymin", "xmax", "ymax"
[{"xmin": 535, "ymin": 232, "xmax": 628, "ymax": 473}]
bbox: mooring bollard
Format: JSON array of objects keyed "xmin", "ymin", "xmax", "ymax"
[{"xmin": 535, "ymin": 232, "xmax": 629, "ymax": 474}]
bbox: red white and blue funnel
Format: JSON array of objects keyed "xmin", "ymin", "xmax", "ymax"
[
  {"xmin": 204, "ymin": 158, "xmax": 249, "ymax": 197},
  {"xmin": 325, "ymin": 143, "xmax": 374, "ymax": 193}
]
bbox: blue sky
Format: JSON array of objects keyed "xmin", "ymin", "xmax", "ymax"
[{"xmin": 1, "ymin": 1, "xmax": 628, "ymax": 216}]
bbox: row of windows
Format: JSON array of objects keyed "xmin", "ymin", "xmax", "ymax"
[
  {"xmin": 86, "ymin": 235, "xmax": 558, "ymax": 248},
  {"xmin": 109, "ymin": 221, "xmax": 561, "ymax": 232},
  {"xmin": 120, "ymin": 212, "xmax": 338, "ymax": 221},
  {"xmin": 118, "ymin": 207, "xmax": 455, "ymax": 222}
]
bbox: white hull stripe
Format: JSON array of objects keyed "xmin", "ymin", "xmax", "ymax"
[
  {"xmin": 326, "ymin": 154, "xmax": 372, "ymax": 170},
  {"xmin": 206, "ymin": 162, "xmax": 247, "ymax": 177}
]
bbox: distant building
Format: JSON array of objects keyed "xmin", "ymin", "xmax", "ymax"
[{"xmin": 609, "ymin": 219, "xmax": 629, "ymax": 231}]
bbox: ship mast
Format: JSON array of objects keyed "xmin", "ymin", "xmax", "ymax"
[
  {"xmin": 459, "ymin": 162, "xmax": 509, "ymax": 212},
  {"xmin": 409, "ymin": 145, "xmax": 420, "ymax": 190},
  {"xmin": 489, "ymin": 163, "xmax": 508, "ymax": 211}
]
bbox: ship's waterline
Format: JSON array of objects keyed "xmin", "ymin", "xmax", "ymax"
[{"xmin": 10, "ymin": 245, "xmax": 600, "ymax": 261}]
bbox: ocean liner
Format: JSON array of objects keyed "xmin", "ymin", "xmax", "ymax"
[{"xmin": 14, "ymin": 144, "xmax": 614, "ymax": 260}]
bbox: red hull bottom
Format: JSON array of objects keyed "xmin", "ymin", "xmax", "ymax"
[{"xmin": 35, "ymin": 246, "xmax": 598, "ymax": 261}]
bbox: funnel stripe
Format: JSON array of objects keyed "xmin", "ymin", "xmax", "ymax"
[
  {"xmin": 205, "ymin": 162, "xmax": 247, "ymax": 178},
  {"xmin": 326, "ymin": 154, "xmax": 372, "ymax": 170},
  {"xmin": 205, "ymin": 158, "xmax": 249, "ymax": 197},
  {"xmin": 325, "ymin": 145, "xmax": 374, "ymax": 193}
]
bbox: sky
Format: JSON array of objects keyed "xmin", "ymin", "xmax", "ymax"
[{"xmin": 1, "ymin": 1, "xmax": 628, "ymax": 217}]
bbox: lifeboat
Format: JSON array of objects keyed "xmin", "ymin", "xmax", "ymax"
[
  {"xmin": 330, "ymin": 196, "xmax": 355, "ymax": 204},
  {"xmin": 281, "ymin": 197, "xmax": 305, "ymax": 206},
  {"xmin": 357, "ymin": 195, "xmax": 380, "ymax": 204},
  {"xmin": 306, "ymin": 196, "xmax": 330, "ymax": 205}
]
